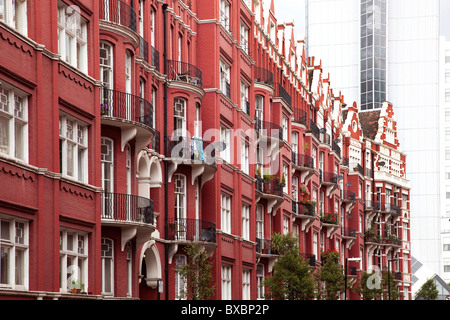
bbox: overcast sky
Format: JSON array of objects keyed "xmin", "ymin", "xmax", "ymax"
[
  {"xmin": 273, "ymin": 0, "xmax": 306, "ymax": 40},
  {"xmin": 273, "ymin": 0, "xmax": 450, "ymax": 40}
]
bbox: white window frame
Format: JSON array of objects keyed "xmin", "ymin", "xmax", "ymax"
[
  {"xmin": 283, "ymin": 216, "xmax": 289, "ymax": 235},
  {"xmin": 282, "ymin": 115, "xmax": 288, "ymax": 141},
  {"xmin": 0, "ymin": 82, "xmax": 28, "ymax": 162},
  {"xmin": 59, "ymin": 113, "xmax": 89, "ymax": 183},
  {"xmin": 174, "ymin": 98, "xmax": 187, "ymax": 138},
  {"xmin": 240, "ymin": 80, "xmax": 249, "ymax": 114},
  {"xmin": 219, "ymin": 0, "xmax": 230, "ymax": 31},
  {"xmin": 100, "ymin": 237, "xmax": 114, "ymax": 295},
  {"xmin": 57, "ymin": 2, "xmax": 88, "ymax": 73},
  {"xmin": 175, "ymin": 254, "xmax": 187, "ymax": 300},
  {"xmin": 0, "ymin": 216, "xmax": 29, "ymax": 290},
  {"xmin": 174, "ymin": 174, "xmax": 187, "ymax": 240},
  {"xmin": 60, "ymin": 229, "xmax": 88, "ymax": 293},
  {"xmin": 0, "ymin": 0, "xmax": 27, "ymax": 35},
  {"xmin": 220, "ymin": 60, "xmax": 231, "ymax": 97},
  {"xmin": 220, "ymin": 125, "xmax": 231, "ymax": 163},
  {"xmin": 100, "ymin": 42, "xmax": 113, "ymax": 90},
  {"xmin": 241, "ymin": 139, "xmax": 249, "ymax": 174},
  {"xmin": 256, "ymin": 264, "xmax": 264, "ymax": 300},
  {"xmin": 221, "ymin": 193, "xmax": 231, "ymax": 234},
  {"xmin": 240, "ymin": 20, "xmax": 249, "ymax": 54},
  {"xmin": 242, "ymin": 203, "xmax": 250, "ymax": 240},
  {"xmin": 126, "ymin": 242, "xmax": 132, "ymax": 297},
  {"xmin": 221, "ymin": 264, "xmax": 232, "ymax": 300},
  {"xmin": 242, "ymin": 269, "xmax": 251, "ymax": 300}
]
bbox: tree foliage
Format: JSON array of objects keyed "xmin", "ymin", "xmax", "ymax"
[
  {"xmin": 315, "ymin": 254, "xmax": 345, "ymax": 300},
  {"xmin": 263, "ymin": 233, "xmax": 316, "ymax": 300},
  {"xmin": 354, "ymin": 270, "xmax": 402, "ymax": 300},
  {"xmin": 416, "ymin": 279, "xmax": 438, "ymax": 300},
  {"xmin": 177, "ymin": 243, "xmax": 215, "ymax": 300}
]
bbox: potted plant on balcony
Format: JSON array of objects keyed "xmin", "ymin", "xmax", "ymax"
[
  {"xmin": 100, "ymin": 103, "xmax": 109, "ymax": 115},
  {"xmin": 71, "ymin": 279, "xmax": 83, "ymax": 294}
]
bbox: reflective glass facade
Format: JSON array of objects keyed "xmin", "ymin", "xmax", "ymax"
[{"xmin": 360, "ymin": 0, "xmax": 387, "ymax": 111}]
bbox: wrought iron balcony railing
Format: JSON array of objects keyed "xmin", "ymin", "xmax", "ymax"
[
  {"xmin": 100, "ymin": 87, "xmax": 154, "ymax": 128},
  {"xmin": 365, "ymin": 201, "xmax": 401, "ymax": 215},
  {"xmin": 99, "ymin": 0, "xmax": 137, "ymax": 33},
  {"xmin": 255, "ymin": 238, "xmax": 279, "ymax": 255},
  {"xmin": 255, "ymin": 118, "xmax": 283, "ymax": 141},
  {"xmin": 294, "ymin": 203, "xmax": 316, "ymax": 217},
  {"xmin": 167, "ymin": 218, "xmax": 216, "ymax": 243},
  {"xmin": 139, "ymin": 36, "xmax": 149, "ymax": 64},
  {"xmin": 319, "ymin": 170, "xmax": 338, "ymax": 184},
  {"xmin": 320, "ymin": 132, "xmax": 331, "ymax": 145},
  {"xmin": 101, "ymin": 192, "xmax": 154, "ymax": 224},
  {"xmin": 167, "ymin": 60, "xmax": 203, "ymax": 88},
  {"xmin": 292, "ymin": 108, "xmax": 308, "ymax": 126},
  {"xmin": 151, "ymin": 46, "xmax": 160, "ymax": 71},
  {"xmin": 276, "ymin": 83, "xmax": 292, "ymax": 107},
  {"xmin": 309, "ymin": 119, "xmax": 320, "ymax": 140},
  {"xmin": 255, "ymin": 176, "xmax": 284, "ymax": 197},
  {"xmin": 167, "ymin": 137, "xmax": 216, "ymax": 164},
  {"xmin": 341, "ymin": 190, "xmax": 356, "ymax": 201},
  {"xmin": 342, "ymin": 227, "xmax": 356, "ymax": 238},
  {"xmin": 332, "ymin": 141, "xmax": 341, "ymax": 157},
  {"xmin": 254, "ymin": 67, "xmax": 274, "ymax": 86},
  {"xmin": 292, "ymin": 152, "xmax": 315, "ymax": 169}
]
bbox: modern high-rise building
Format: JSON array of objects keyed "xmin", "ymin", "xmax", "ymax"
[{"xmin": 306, "ymin": 0, "xmax": 442, "ymax": 292}]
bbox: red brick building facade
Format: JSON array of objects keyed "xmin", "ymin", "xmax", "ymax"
[{"xmin": 0, "ymin": 0, "xmax": 411, "ymax": 300}]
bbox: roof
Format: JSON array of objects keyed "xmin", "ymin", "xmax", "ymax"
[{"xmin": 359, "ymin": 110, "xmax": 381, "ymax": 140}]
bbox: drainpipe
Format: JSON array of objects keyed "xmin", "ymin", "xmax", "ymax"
[{"xmin": 162, "ymin": 2, "xmax": 169, "ymax": 301}]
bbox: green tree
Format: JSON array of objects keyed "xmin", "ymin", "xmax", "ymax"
[
  {"xmin": 354, "ymin": 269, "xmax": 402, "ymax": 300},
  {"xmin": 177, "ymin": 243, "xmax": 215, "ymax": 300},
  {"xmin": 263, "ymin": 233, "xmax": 316, "ymax": 300},
  {"xmin": 416, "ymin": 279, "xmax": 438, "ymax": 300},
  {"xmin": 315, "ymin": 252, "xmax": 345, "ymax": 300}
]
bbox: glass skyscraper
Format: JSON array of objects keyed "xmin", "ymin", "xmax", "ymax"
[{"xmin": 360, "ymin": 0, "xmax": 387, "ymax": 111}]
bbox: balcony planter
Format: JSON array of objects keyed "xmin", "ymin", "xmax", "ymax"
[{"xmin": 321, "ymin": 249, "xmax": 339, "ymax": 264}]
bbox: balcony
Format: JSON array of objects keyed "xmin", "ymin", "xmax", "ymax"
[
  {"xmin": 276, "ymin": 83, "xmax": 292, "ymax": 107},
  {"xmin": 319, "ymin": 170, "xmax": 338, "ymax": 185},
  {"xmin": 332, "ymin": 141, "xmax": 341, "ymax": 158},
  {"xmin": 320, "ymin": 132, "xmax": 331, "ymax": 146},
  {"xmin": 99, "ymin": 0, "xmax": 137, "ymax": 33},
  {"xmin": 255, "ymin": 119, "xmax": 283, "ymax": 142},
  {"xmin": 365, "ymin": 201, "xmax": 402, "ymax": 216},
  {"xmin": 309, "ymin": 119, "xmax": 320, "ymax": 141},
  {"xmin": 100, "ymin": 87, "xmax": 154, "ymax": 150},
  {"xmin": 139, "ymin": 36, "xmax": 149, "ymax": 64},
  {"xmin": 167, "ymin": 218, "xmax": 216, "ymax": 243},
  {"xmin": 300, "ymin": 253, "xmax": 317, "ymax": 267},
  {"xmin": 101, "ymin": 192, "xmax": 154, "ymax": 226},
  {"xmin": 254, "ymin": 67, "xmax": 274, "ymax": 86},
  {"xmin": 166, "ymin": 137, "xmax": 217, "ymax": 188},
  {"xmin": 255, "ymin": 238, "xmax": 279, "ymax": 255},
  {"xmin": 320, "ymin": 212, "xmax": 340, "ymax": 238},
  {"xmin": 255, "ymin": 176, "xmax": 284, "ymax": 215},
  {"xmin": 341, "ymin": 190, "xmax": 356, "ymax": 202},
  {"xmin": 167, "ymin": 137, "xmax": 216, "ymax": 164},
  {"xmin": 151, "ymin": 46, "xmax": 160, "ymax": 72},
  {"xmin": 292, "ymin": 108, "xmax": 308, "ymax": 126},
  {"xmin": 167, "ymin": 60, "xmax": 203, "ymax": 89}
]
